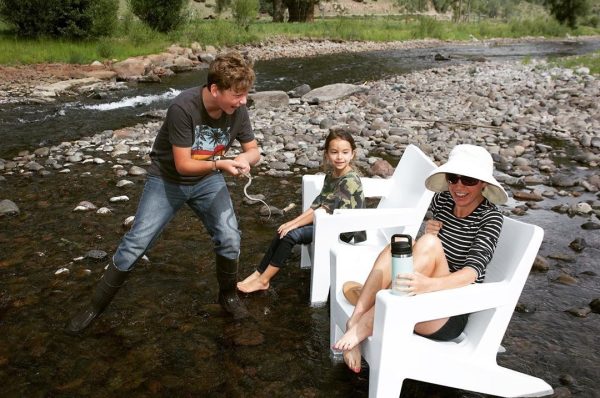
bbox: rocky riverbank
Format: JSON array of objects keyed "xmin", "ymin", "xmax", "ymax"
[
  {"xmin": 2, "ymin": 35, "xmax": 599, "ymax": 104},
  {"xmin": 2, "ymin": 58, "xmax": 599, "ymax": 194}
]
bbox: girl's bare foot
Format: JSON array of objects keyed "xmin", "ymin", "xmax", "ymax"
[
  {"xmin": 239, "ymin": 271, "xmax": 260, "ymax": 285},
  {"xmin": 343, "ymin": 346, "xmax": 362, "ymax": 373},
  {"xmin": 237, "ymin": 278, "xmax": 269, "ymax": 293}
]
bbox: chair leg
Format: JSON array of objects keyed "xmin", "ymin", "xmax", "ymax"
[{"xmin": 369, "ymin": 364, "xmax": 405, "ymax": 398}]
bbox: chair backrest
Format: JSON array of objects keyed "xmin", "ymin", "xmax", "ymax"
[
  {"xmin": 463, "ymin": 216, "xmax": 544, "ymax": 358},
  {"xmin": 373, "ymin": 144, "xmax": 436, "ymax": 243}
]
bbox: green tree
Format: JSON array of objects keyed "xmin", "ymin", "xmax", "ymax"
[
  {"xmin": 0, "ymin": 0, "xmax": 117, "ymax": 38},
  {"xmin": 232, "ymin": 0, "xmax": 259, "ymax": 30},
  {"xmin": 545, "ymin": 0, "xmax": 590, "ymax": 27},
  {"xmin": 129, "ymin": 0, "xmax": 189, "ymax": 33},
  {"xmin": 283, "ymin": 0, "xmax": 318, "ymax": 21}
]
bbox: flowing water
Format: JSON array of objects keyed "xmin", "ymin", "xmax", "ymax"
[
  {"xmin": 1, "ymin": 39, "xmax": 600, "ymax": 397},
  {"xmin": 2, "ymin": 38, "xmax": 600, "ymax": 158}
]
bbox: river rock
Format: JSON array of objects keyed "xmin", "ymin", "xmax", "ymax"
[
  {"xmin": 531, "ymin": 255, "xmax": 550, "ymax": 272},
  {"xmin": 117, "ymin": 179, "xmax": 135, "ymax": 188},
  {"xmin": 581, "ymin": 221, "xmax": 600, "ymax": 230},
  {"xmin": 112, "ymin": 57, "xmax": 150, "ymax": 80},
  {"xmin": 565, "ymin": 306, "xmax": 591, "ymax": 317},
  {"xmin": 288, "ymin": 84, "xmax": 311, "ymax": 98},
  {"xmin": 302, "ymin": 83, "xmax": 367, "ymax": 104},
  {"xmin": 128, "ymin": 166, "xmax": 147, "ymax": 176},
  {"xmin": 369, "ymin": 159, "xmax": 394, "ymax": 177},
  {"xmin": 0, "ymin": 199, "xmax": 19, "ymax": 216},
  {"xmin": 568, "ymin": 238, "xmax": 586, "ymax": 252},
  {"xmin": 512, "ymin": 190, "xmax": 544, "ymax": 202},
  {"xmin": 249, "ymin": 91, "xmax": 289, "ymax": 108},
  {"xmin": 553, "ymin": 273, "xmax": 577, "ymax": 285},
  {"xmin": 73, "ymin": 201, "xmax": 97, "ymax": 211},
  {"xmin": 85, "ymin": 249, "xmax": 108, "ymax": 261},
  {"xmin": 590, "ymin": 298, "xmax": 600, "ymax": 313}
]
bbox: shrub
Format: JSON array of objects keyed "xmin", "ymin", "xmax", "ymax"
[
  {"xmin": 0, "ymin": 0, "xmax": 118, "ymax": 38},
  {"xmin": 232, "ymin": 0, "xmax": 259, "ymax": 31},
  {"xmin": 128, "ymin": 0, "xmax": 189, "ymax": 33}
]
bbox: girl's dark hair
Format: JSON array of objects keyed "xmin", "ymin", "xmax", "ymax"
[
  {"xmin": 324, "ymin": 130, "xmax": 356, "ymax": 152},
  {"xmin": 322, "ymin": 130, "xmax": 357, "ymax": 172}
]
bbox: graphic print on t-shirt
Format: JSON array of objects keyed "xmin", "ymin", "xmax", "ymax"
[{"xmin": 191, "ymin": 124, "xmax": 230, "ymax": 160}]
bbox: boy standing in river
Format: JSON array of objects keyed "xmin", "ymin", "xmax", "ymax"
[{"xmin": 67, "ymin": 51, "xmax": 260, "ymax": 333}]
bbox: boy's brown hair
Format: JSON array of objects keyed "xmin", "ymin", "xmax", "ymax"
[{"xmin": 207, "ymin": 51, "xmax": 255, "ymax": 93}]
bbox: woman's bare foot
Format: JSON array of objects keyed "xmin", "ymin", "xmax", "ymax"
[
  {"xmin": 237, "ymin": 278, "xmax": 269, "ymax": 293},
  {"xmin": 239, "ymin": 271, "xmax": 260, "ymax": 285},
  {"xmin": 343, "ymin": 346, "xmax": 362, "ymax": 373},
  {"xmin": 333, "ymin": 316, "xmax": 373, "ymax": 352}
]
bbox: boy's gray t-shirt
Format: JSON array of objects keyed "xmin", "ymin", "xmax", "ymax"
[{"xmin": 148, "ymin": 86, "xmax": 254, "ymax": 185}]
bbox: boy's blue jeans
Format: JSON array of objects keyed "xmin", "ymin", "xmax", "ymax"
[{"xmin": 113, "ymin": 173, "xmax": 240, "ymax": 271}]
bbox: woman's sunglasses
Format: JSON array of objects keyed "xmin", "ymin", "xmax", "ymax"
[{"xmin": 446, "ymin": 173, "xmax": 480, "ymax": 186}]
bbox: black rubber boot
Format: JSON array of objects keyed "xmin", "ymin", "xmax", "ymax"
[
  {"xmin": 65, "ymin": 262, "xmax": 129, "ymax": 334},
  {"xmin": 216, "ymin": 255, "xmax": 250, "ymax": 320}
]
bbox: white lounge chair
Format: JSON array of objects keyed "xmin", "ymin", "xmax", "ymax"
[
  {"xmin": 329, "ymin": 216, "xmax": 553, "ymax": 397},
  {"xmin": 300, "ymin": 144, "xmax": 436, "ymax": 305}
]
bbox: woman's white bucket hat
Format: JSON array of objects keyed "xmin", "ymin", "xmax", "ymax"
[{"xmin": 424, "ymin": 144, "xmax": 508, "ymax": 205}]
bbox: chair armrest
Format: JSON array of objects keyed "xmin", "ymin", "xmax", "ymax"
[
  {"xmin": 316, "ymin": 208, "xmax": 424, "ymax": 235},
  {"xmin": 375, "ymin": 282, "xmax": 511, "ymax": 325}
]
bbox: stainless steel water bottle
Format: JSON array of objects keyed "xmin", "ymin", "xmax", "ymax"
[{"xmin": 391, "ymin": 234, "xmax": 413, "ymax": 296}]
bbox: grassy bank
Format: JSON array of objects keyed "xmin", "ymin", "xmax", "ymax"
[
  {"xmin": 0, "ymin": 16, "xmax": 599, "ymax": 66},
  {"xmin": 551, "ymin": 50, "xmax": 600, "ymax": 74}
]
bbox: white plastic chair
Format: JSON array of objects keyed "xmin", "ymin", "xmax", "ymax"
[
  {"xmin": 300, "ymin": 144, "xmax": 436, "ymax": 305},
  {"xmin": 329, "ymin": 216, "xmax": 553, "ymax": 397}
]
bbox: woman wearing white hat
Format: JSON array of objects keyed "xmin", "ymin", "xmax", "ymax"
[{"xmin": 333, "ymin": 144, "xmax": 508, "ymax": 373}]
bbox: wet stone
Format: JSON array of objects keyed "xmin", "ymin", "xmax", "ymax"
[
  {"xmin": 568, "ymin": 238, "xmax": 587, "ymax": 252},
  {"xmin": 85, "ymin": 249, "xmax": 108, "ymax": 261},
  {"xmin": 590, "ymin": 298, "xmax": 600, "ymax": 313},
  {"xmin": 581, "ymin": 221, "xmax": 600, "ymax": 230},
  {"xmin": 565, "ymin": 307, "xmax": 591, "ymax": 318},
  {"xmin": 223, "ymin": 321, "xmax": 265, "ymax": 347},
  {"xmin": 532, "ymin": 255, "xmax": 550, "ymax": 272},
  {"xmin": 553, "ymin": 273, "xmax": 577, "ymax": 286}
]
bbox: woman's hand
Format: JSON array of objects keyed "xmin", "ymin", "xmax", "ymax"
[
  {"xmin": 396, "ymin": 272, "xmax": 434, "ymax": 295},
  {"xmin": 424, "ymin": 219, "xmax": 442, "ymax": 236}
]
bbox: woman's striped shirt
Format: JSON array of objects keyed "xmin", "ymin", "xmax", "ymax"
[{"xmin": 431, "ymin": 191, "xmax": 504, "ymax": 283}]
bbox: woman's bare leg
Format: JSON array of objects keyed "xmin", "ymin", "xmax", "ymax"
[
  {"xmin": 334, "ymin": 306, "xmax": 375, "ymax": 351},
  {"xmin": 411, "ymin": 233, "xmax": 452, "ymax": 334},
  {"xmin": 346, "ymin": 245, "xmax": 393, "ymax": 330}
]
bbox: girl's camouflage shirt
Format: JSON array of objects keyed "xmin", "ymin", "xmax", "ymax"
[{"xmin": 310, "ymin": 169, "xmax": 367, "ymax": 243}]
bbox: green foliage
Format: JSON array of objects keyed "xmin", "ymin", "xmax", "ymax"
[
  {"xmin": 432, "ymin": 0, "xmax": 451, "ymax": 13},
  {"xmin": 413, "ymin": 16, "xmax": 444, "ymax": 39},
  {"xmin": 395, "ymin": 0, "xmax": 429, "ymax": 12},
  {"xmin": 0, "ymin": 0, "xmax": 118, "ymax": 38},
  {"xmin": 545, "ymin": 0, "xmax": 590, "ymax": 28},
  {"xmin": 553, "ymin": 50, "xmax": 600, "ymax": 75},
  {"xmin": 128, "ymin": 0, "xmax": 189, "ymax": 33},
  {"xmin": 216, "ymin": 0, "xmax": 232, "ymax": 14},
  {"xmin": 232, "ymin": 0, "xmax": 259, "ymax": 31},
  {"xmin": 1, "ymin": 14, "xmax": 600, "ymax": 66},
  {"xmin": 96, "ymin": 41, "xmax": 114, "ymax": 59}
]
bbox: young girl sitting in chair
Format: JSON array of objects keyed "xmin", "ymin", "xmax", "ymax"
[{"xmin": 237, "ymin": 130, "xmax": 366, "ymax": 293}]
